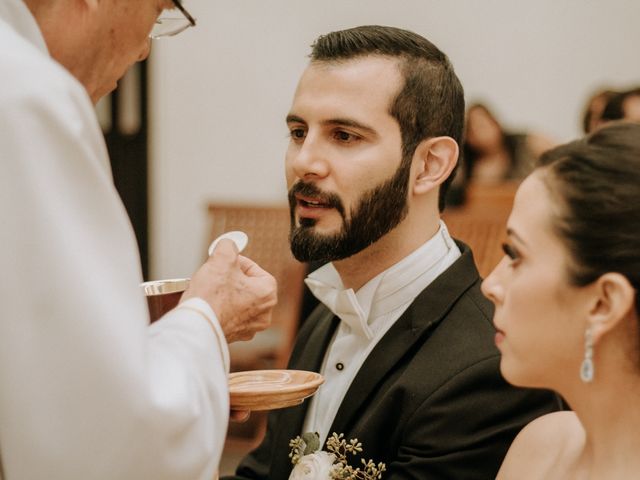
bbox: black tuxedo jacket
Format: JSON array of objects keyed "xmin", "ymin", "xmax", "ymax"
[{"xmin": 225, "ymin": 244, "xmax": 561, "ymax": 479}]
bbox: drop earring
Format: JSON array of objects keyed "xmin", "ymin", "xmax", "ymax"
[{"xmin": 580, "ymin": 327, "xmax": 594, "ymax": 383}]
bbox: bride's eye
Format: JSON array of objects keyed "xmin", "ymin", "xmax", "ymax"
[{"xmin": 501, "ymin": 242, "xmax": 522, "ymax": 266}]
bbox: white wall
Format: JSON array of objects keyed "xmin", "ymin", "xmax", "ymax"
[{"xmin": 148, "ymin": 0, "xmax": 640, "ymax": 279}]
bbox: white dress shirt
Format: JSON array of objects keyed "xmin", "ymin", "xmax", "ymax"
[
  {"xmin": 301, "ymin": 221, "xmax": 461, "ymax": 444},
  {"xmin": 0, "ymin": 1, "xmax": 229, "ymax": 478}
]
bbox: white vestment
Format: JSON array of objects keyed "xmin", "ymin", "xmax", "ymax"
[{"xmin": 0, "ymin": 1, "xmax": 230, "ymax": 478}]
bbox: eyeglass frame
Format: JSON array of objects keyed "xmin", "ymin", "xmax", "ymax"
[
  {"xmin": 150, "ymin": 0, "xmax": 196, "ymax": 39},
  {"xmin": 172, "ymin": 0, "xmax": 196, "ymax": 28}
]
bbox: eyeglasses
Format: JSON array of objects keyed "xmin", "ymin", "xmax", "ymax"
[{"xmin": 150, "ymin": 0, "xmax": 196, "ymax": 39}]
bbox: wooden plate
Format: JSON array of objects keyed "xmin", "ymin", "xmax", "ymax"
[{"xmin": 229, "ymin": 369, "xmax": 324, "ymax": 411}]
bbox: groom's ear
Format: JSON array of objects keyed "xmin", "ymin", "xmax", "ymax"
[{"xmin": 412, "ymin": 136, "xmax": 459, "ymax": 195}]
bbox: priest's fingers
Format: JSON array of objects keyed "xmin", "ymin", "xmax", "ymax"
[
  {"xmin": 230, "ymin": 409, "xmax": 251, "ymax": 423},
  {"xmin": 182, "ymin": 242, "xmax": 276, "ymax": 343}
]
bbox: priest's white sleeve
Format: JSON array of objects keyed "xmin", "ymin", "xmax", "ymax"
[{"xmin": 0, "ymin": 31, "xmax": 230, "ymax": 480}]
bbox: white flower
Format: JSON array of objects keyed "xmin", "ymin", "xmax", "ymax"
[
  {"xmin": 289, "ymin": 432, "xmax": 385, "ymax": 479},
  {"xmin": 289, "ymin": 451, "xmax": 337, "ymax": 480}
]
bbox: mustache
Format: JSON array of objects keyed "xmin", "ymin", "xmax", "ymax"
[{"xmin": 288, "ymin": 181, "xmax": 346, "ymax": 217}]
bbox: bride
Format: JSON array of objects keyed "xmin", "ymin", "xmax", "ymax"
[{"xmin": 481, "ymin": 122, "xmax": 640, "ymax": 479}]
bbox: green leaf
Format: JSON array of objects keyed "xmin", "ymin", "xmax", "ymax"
[{"xmin": 301, "ymin": 431, "xmax": 321, "ymax": 455}]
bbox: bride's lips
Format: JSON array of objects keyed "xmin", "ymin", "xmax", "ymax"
[{"xmin": 494, "ymin": 326, "xmax": 505, "ymax": 346}]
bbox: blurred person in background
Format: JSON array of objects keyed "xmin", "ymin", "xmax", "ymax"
[
  {"xmin": 483, "ymin": 122, "xmax": 640, "ymax": 479},
  {"xmin": 447, "ymin": 103, "xmax": 555, "ymax": 207},
  {"xmin": 600, "ymin": 86, "xmax": 640, "ymax": 125},
  {"xmin": 581, "ymin": 87, "xmax": 617, "ymax": 134},
  {"xmin": 0, "ymin": 0, "xmax": 276, "ymax": 479}
]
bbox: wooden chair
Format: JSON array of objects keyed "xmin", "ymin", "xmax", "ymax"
[
  {"xmin": 207, "ymin": 203, "xmax": 306, "ymax": 371},
  {"xmin": 442, "ymin": 181, "xmax": 518, "ymax": 277},
  {"xmin": 207, "ymin": 203, "xmax": 307, "ymax": 448}
]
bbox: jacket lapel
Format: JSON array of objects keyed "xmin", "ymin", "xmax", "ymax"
[
  {"xmin": 290, "ymin": 306, "xmax": 339, "ymax": 372},
  {"xmin": 270, "ymin": 307, "xmax": 339, "ymax": 478},
  {"xmin": 329, "ymin": 244, "xmax": 480, "ymax": 436}
]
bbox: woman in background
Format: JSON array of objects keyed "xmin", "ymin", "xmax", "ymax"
[
  {"xmin": 601, "ymin": 86, "xmax": 640, "ymax": 125},
  {"xmin": 482, "ymin": 122, "xmax": 640, "ymax": 479},
  {"xmin": 447, "ymin": 103, "xmax": 555, "ymax": 206},
  {"xmin": 580, "ymin": 87, "xmax": 617, "ymax": 133}
]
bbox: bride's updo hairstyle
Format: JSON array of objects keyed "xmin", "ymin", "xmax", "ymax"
[{"xmin": 536, "ymin": 122, "xmax": 640, "ymax": 314}]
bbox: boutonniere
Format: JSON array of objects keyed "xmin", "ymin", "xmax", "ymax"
[{"xmin": 288, "ymin": 432, "xmax": 386, "ymax": 479}]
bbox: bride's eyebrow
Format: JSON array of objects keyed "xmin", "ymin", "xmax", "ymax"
[{"xmin": 506, "ymin": 227, "xmax": 527, "ymax": 248}]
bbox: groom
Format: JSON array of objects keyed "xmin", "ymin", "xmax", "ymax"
[{"xmin": 226, "ymin": 25, "xmax": 561, "ymax": 479}]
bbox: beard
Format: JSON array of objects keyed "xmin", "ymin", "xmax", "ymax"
[{"xmin": 288, "ymin": 156, "xmax": 412, "ymax": 263}]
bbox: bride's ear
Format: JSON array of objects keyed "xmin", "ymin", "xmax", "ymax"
[
  {"xmin": 412, "ymin": 136, "xmax": 459, "ymax": 195},
  {"xmin": 588, "ymin": 272, "xmax": 636, "ymax": 344}
]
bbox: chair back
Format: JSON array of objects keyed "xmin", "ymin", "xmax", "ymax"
[
  {"xmin": 442, "ymin": 181, "xmax": 518, "ymax": 277},
  {"xmin": 207, "ymin": 203, "xmax": 305, "ymax": 370}
]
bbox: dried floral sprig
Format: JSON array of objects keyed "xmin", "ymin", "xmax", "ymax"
[
  {"xmin": 289, "ymin": 432, "xmax": 386, "ymax": 480},
  {"xmin": 289, "ymin": 431, "xmax": 321, "ymax": 465}
]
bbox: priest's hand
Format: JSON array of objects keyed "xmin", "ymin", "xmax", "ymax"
[
  {"xmin": 230, "ymin": 409, "xmax": 250, "ymax": 423},
  {"xmin": 182, "ymin": 239, "xmax": 277, "ymax": 343}
]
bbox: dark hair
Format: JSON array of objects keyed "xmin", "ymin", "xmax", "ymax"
[
  {"xmin": 466, "ymin": 103, "xmax": 503, "ymax": 136},
  {"xmin": 538, "ymin": 122, "xmax": 640, "ymax": 313},
  {"xmin": 462, "ymin": 102, "xmax": 509, "ymax": 175},
  {"xmin": 581, "ymin": 88, "xmax": 616, "ymax": 134},
  {"xmin": 310, "ymin": 25, "xmax": 465, "ymax": 211},
  {"xmin": 600, "ymin": 87, "xmax": 640, "ymax": 123}
]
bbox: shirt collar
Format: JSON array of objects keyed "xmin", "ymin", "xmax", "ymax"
[{"xmin": 305, "ymin": 221, "xmax": 458, "ymax": 339}]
